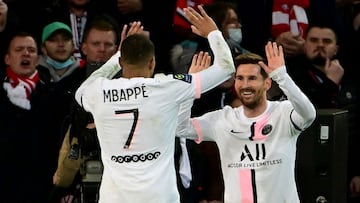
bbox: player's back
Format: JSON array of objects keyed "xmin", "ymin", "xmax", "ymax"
[{"xmin": 82, "ymin": 74, "xmax": 197, "ymax": 203}]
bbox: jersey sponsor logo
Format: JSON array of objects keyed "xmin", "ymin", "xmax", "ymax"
[
  {"xmin": 111, "ymin": 151, "xmax": 161, "ymax": 163},
  {"xmin": 240, "ymin": 143, "xmax": 266, "ymax": 161},
  {"xmin": 227, "ymin": 143, "xmax": 283, "ymax": 169},
  {"xmin": 228, "ymin": 158, "xmax": 282, "ymax": 168},
  {"xmin": 173, "ymin": 73, "xmax": 192, "ymax": 83}
]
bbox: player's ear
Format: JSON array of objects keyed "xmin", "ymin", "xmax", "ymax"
[
  {"xmin": 265, "ymin": 78, "xmax": 272, "ymax": 91},
  {"xmin": 119, "ymin": 57, "xmax": 123, "ymax": 67},
  {"xmin": 149, "ymin": 56, "xmax": 155, "ymax": 71}
]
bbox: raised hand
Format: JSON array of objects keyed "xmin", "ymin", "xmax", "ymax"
[
  {"xmin": 119, "ymin": 21, "xmax": 148, "ymax": 51},
  {"xmin": 275, "ymin": 31, "xmax": 304, "ymax": 57},
  {"xmin": 183, "ymin": 5, "xmax": 217, "ymax": 38},
  {"xmin": 324, "ymin": 58, "xmax": 344, "ymax": 85},
  {"xmin": 188, "ymin": 51, "xmax": 211, "ymax": 74},
  {"xmin": 259, "ymin": 41, "xmax": 285, "ymax": 74}
]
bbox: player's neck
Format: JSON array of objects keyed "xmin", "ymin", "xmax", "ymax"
[
  {"xmin": 243, "ymin": 99, "xmax": 268, "ymax": 118},
  {"xmin": 122, "ymin": 68, "xmax": 151, "ymax": 79}
]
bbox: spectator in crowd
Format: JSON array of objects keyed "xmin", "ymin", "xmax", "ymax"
[
  {"xmin": 81, "ymin": 14, "xmax": 120, "ymax": 77},
  {"xmin": 0, "ymin": 31, "xmax": 64, "ymax": 202},
  {"xmin": 176, "ymin": 42, "xmax": 316, "ymax": 203},
  {"xmin": 52, "ymin": 14, "xmax": 121, "ymax": 202},
  {"xmin": 286, "ymin": 23, "xmax": 344, "ymax": 108},
  {"xmin": 74, "ymin": 5, "xmax": 235, "ymax": 202},
  {"xmin": 37, "ymin": 21, "xmax": 86, "ymax": 126},
  {"xmin": 235, "ymin": 0, "xmax": 343, "ymax": 58},
  {"xmin": 37, "ymin": 22, "xmax": 87, "ymax": 202},
  {"xmin": 42, "ymin": 0, "xmax": 114, "ymax": 59},
  {"xmin": 38, "ymin": 21, "xmax": 85, "ymax": 89}
]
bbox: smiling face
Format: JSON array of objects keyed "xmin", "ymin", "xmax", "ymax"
[
  {"xmin": 234, "ymin": 63, "xmax": 271, "ymax": 109},
  {"xmin": 5, "ymin": 35, "xmax": 39, "ymax": 77}
]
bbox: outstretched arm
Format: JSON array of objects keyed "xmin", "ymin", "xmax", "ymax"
[
  {"xmin": 259, "ymin": 41, "xmax": 316, "ymax": 129},
  {"xmin": 184, "ymin": 5, "xmax": 235, "ymax": 95},
  {"xmin": 176, "ymin": 51, "xmax": 213, "ymax": 141}
]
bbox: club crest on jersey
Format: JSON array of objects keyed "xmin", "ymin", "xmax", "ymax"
[
  {"xmin": 262, "ymin": 124, "xmax": 272, "ymax": 135},
  {"xmin": 173, "ymin": 73, "xmax": 192, "ymax": 83}
]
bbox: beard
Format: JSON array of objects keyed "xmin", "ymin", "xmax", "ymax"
[
  {"xmin": 311, "ymin": 54, "xmax": 326, "ymax": 66},
  {"xmin": 238, "ymin": 88, "xmax": 264, "ymax": 109}
]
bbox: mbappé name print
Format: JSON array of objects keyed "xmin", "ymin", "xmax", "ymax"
[
  {"xmin": 228, "ymin": 121, "xmax": 282, "ymax": 168},
  {"xmin": 103, "ymin": 84, "xmax": 149, "ymax": 102}
]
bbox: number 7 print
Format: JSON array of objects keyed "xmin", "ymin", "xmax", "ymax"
[{"xmin": 115, "ymin": 108, "xmax": 139, "ymax": 149}]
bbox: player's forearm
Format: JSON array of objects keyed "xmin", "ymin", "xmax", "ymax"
[
  {"xmin": 209, "ymin": 30, "xmax": 235, "ymax": 72},
  {"xmin": 75, "ymin": 51, "xmax": 121, "ymax": 106},
  {"xmin": 270, "ymin": 65, "xmax": 316, "ymax": 128},
  {"xmin": 196, "ymin": 30, "xmax": 235, "ymax": 94},
  {"xmin": 86, "ymin": 51, "xmax": 121, "ymax": 80},
  {"xmin": 176, "ymin": 99, "xmax": 199, "ymax": 140}
]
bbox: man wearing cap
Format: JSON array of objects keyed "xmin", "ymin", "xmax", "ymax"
[
  {"xmin": 37, "ymin": 21, "xmax": 87, "ymax": 135},
  {"xmin": 38, "ymin": 21, "xmax": 85, "ymax": 87},
  {"xmin": 37, "ymin": 21, "xmax": 87, "ymax": 198}
]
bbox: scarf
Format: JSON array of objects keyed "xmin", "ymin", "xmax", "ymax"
[
  {"xmin": 3, "ymin": 67, "xmax": 39, "ymax": 109},
  {"xmin": 272, "ymin": 0, "xmax": 309, "ymax": 38}
]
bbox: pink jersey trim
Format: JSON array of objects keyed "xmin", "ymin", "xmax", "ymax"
[
  {"xmin": 194, "ymin": 74, "xmax": 201, "ymax": 99},
  {"xmin": 239, "ymin": 169, "xmax": 254, "ymax": 203},
  {"xmin": 253, "ymin": 114, "xmax": 269, "ymax": 141},
  {"xmin": 191, "ymin": 119, "xmax": 203, "ymax": 143}
]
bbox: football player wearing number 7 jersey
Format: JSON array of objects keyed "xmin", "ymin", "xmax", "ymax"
[{"xmin": 75, "ymin": 5, "xmax": 235, "ymax": 203}]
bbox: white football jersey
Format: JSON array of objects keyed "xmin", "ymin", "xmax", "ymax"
[
  {"xmin": 75, "ymin": 30, "xmax": 235, "ymax": 203},
  {"xmin": 178, "ymin": 66, "xmax": 316, "ymax": 203}
]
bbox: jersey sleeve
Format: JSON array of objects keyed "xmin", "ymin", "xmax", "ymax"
[
  {"xmin": 176, "ymin": 99, "xmax": 198, "ymax": 140},
  {"xmin": 75, "ymin": 51, "xmax": 121, "ymax": 110},
  {"xmin": 270, "ymin": 65, "xmax": 316, "ymax": 130},
  {"xmin": 176, "ymin": 101, "xmax": 219, "ymax": 143},
  {"xmin": 191, "ymin": 30, "xmax": 235, "ymax": 97}
]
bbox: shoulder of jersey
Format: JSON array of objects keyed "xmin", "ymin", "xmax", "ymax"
[{"xmin": 154, "ymin": 73, "xmax": 192, "ymax": 83}]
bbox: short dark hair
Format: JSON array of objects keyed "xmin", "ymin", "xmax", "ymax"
[
  {"xmin": 7, "ymin": 31, "xmax": 39, "ymax": 53},
  {"xmin": 120, "ymin": 34, "xmax": 155, "ymax": 66},
  {"xmin": 83, "ymin": 14, "xmax": 120, "ymax": 46},
  {"xmin": 305, "ymin": 23, "xmax": 338, "ymax": 43},
  {"xmin": 235, "ymin": 52, "xmax": 268, "ymax": 79}
]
